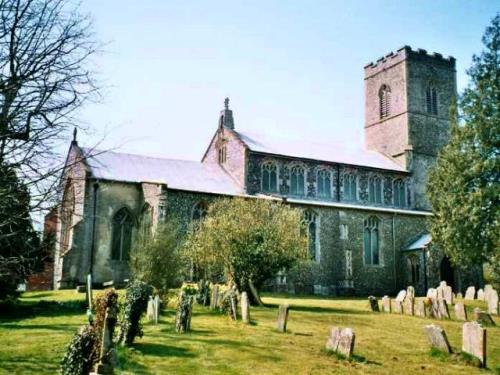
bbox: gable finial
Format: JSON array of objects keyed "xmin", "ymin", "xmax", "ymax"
[
  {"xmin": 72, "ymin": 127, "xmax": 78, "ymax": 145},
  {"xmin": 224, "ymin": 97, "xmax": 229, "ymax": 110}
]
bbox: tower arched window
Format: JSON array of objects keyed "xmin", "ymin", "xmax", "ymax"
[
  {"xmin": 368, "ymin": 176, "xmax": 382, "ymax": 204},
  {"xmin": 317, "ymin": 169, "xmax": 331, "ymax": 198},
  {"xmin": 363, "ymin": 216, "xmax": 380, "ymax": 265},
  {"xmin": 393, "ymin": 179, "xmax": 406, "ymax": 207},
  {"xmin": 262, "ymin": 162, "xmax": 278, "ymax": 193},
  {"xmin": 304, "ymin": 210, "xmax": 319, "ymax": 261},
  {"xmin": 343, "ymin": 174, "xmax": 357, "ymax": 201},
  {"xmin": 290, "ymin": 165, "xmax": 305, "ymax": 196},
  {"xmin": 379, "ymin": 85, "xmax": 391, "ymax": 119},
  {"xmin": 192, "ymin": 201, "xmax": 208, "ymax": 221},
  {"xmin": 111, "ymin": 208, "xmax": 134, "ymax": 261},
  {"xmin": 426, "ymin": 85, "xmax": 438, "ymax": 115}
]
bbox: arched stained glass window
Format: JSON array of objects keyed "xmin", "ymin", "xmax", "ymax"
[
  {"xmin": 379, "ymin": 85, "xmax": 391, "ymax": 119},
  {"xmin": 426, "ymin": 85, "xmax": 438, "ymax": 115},
  {"xmin": 363, "ymin": 216, "xmax": 380, "ymax": 265},
  {"xmin": 317, "ymin": 169, "xmax": 331, "ymax": 198},
  {"xmin": 290, "ymin": 165, "xmax": 305, "ymax": 196},
  {"xmin": 262, "ymin": 162, "xmax": 278, "ymax": 193},
  {"xmin": 304, "ymin": 210, "xmax": 319, "ymax": 261},
  {"xmin": 393, "ymin": 179, "xmax": 406, "ymax": 207},
  {"xmin": 343, "ymin": 174, "xmax": 357, "ymax": 201},
  {"xmin": 111, "ymin": 208, "xmax": 134, "ymax": 261},
  {"xmin": 368, "ymin": 176, "xmax": 382, "ymax": 204}
]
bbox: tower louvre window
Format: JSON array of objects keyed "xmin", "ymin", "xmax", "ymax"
[
  {"xmin": 426, "ymin": 85, "xmax": 438, "ymax": 115},
  {"xmin": 262, "ymin": 162, "xmax": 278, "ymax": 193},
  {"xmin": 379, "ymin": 84, "xmax": 391, "ymax": 119}
]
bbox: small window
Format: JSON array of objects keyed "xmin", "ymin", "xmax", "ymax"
[
  {"xmin": 408, "ymin": 256, "xmax": 420, "ymax": 284},
  {"xmin": 363, "ymin": 216, "xmax": 380, "ymax": 265},
  {"xmin": 192, "ymin": 201, "xmax": 208, "ymax": 221},
  {"xmin": 426, "ymin": 85, "xmax": 438, "ymax": 115},
  {"xmin": 218, "ymin": 144, "xmax": 227, "ymax": 164},
  {"xmin": 379, "ymin": 85, "xmax": 391, "ymax": 119},
  {"xmin": 262, "ymin": 162, "xmax": 278, "ymax": 193},
  {"xmin": 343, "ymin": 174, "xmax": 357, "ymax": 201},
  {"xmin": 290, "ymin": 165, "xmax": 305, "ymax": 196},
  {"xmin": 111, "ymin": 208, "xmax": 134, "ymax": 261},
  {"xmin": 340, "ymin": 224, "xmax": 349, "ymax": 240},
  {"xmin": 393, "ymin": 179, "xmax": 406, "ymax": 207},
  {"xmin": 304, "ymin": 210, "xmax": 319, "ymax": 261},
  {"xmin": 368, "ymin": 176, "xmax": 382, "ymax": 204},
  {"xmin": 317, "ymin": 169, "xmax": 331, "ymax": 198}
]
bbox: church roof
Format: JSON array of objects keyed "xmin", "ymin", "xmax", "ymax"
[
  {"xmin": 404, "ymin": 233, "xmax": 432, "ymax": 251},
  {"xmin": 81, "ymin": 148, "xmax": 243, "ymax": 196},
  {"xmin": 234, "ymin": 130, "xmax": 407, "ymax": 172}
]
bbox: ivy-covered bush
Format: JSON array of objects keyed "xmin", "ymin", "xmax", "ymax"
[
  {"xmin": 93, "ymin": 289, "xmax": 119, "ymax": 347},
  {"xmin": 60, "ymin": 325, "xmax": 99, "ymax": 375},
  {"xmin": 175, "ymin": 290, "xmax": 194, "ymax": 333},
  {"xmin": 195, "ymin": 279, "xmax": 211, "ymax": 306},
  {"xmin": 119, "ymin": 280, "xmax": 153, "ymax": 346}
]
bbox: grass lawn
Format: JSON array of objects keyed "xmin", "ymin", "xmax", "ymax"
[{"xmin": 0, "ymin": 291, "xmax": 499, "ymax": 374}]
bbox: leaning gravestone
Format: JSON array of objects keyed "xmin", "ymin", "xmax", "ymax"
[
  {"xmin": 415, "ymin": 299, "xmax": 426, "ymax": 318},
  {"xmin": 427, "ymin": 288, "xmax": 437, "ymax": 299},
  {"xmin": 406, "ymin": 286, "xmax": 415, "ymax": 300},
  {"xmin": 465, "ymin": 286, "xmax": 476, "ymax": 300},
  {"xmin": 454, "ymin": 302, "xmax": 467, "ymax": 321},
  {"xmin": 477, "ymin": 289, "xmax": 485, "ymax": 301},
  {"xmin": 437, "ymin": 299, "xmax": 450, "ymax": 319},
  {"xmin": 462, "ymin": 322, "xmax": 487, "ymax": 367},
  {"xmin": 396, "ymin": 290, "xmax": 407, "ymax": 303},
  {"xmin": 381, "ymin": 296, "xmax": 391, "ymax": 313},
  {"xmin": 473, "ymin": 308, "xmax": 495, "ymax": 326},
  {"xmin": 368, "ymin": 296, "xmax": 379, "ymax": 312},
  {"xmin": 276, "ymin": 304, "xmax": 290, "ymax": 333},
  {"xmin": 241, "ymin": 292, "xmax": 250, "ymax": 324},
  {"xmin": 487, "ymin": 289, "xmax": 498, "ymax": 315},
  {"xmin": 404, "ymin": 296, "xmax": 414, "ymax": 316},
  {"xmin": 424, "ymin": 324, "xmax": 451, "ymax": 353},
  {"xmin": 325, "ymin": 327, "xmax": 355, "ymax": 359}
]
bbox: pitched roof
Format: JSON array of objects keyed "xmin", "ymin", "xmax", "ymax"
[
  {"xmin": 80, "ymin": 147, "xmax": 243, "ymax": 196},
  {"xmin": 404, "ymin": 233, "xmax": 432, "ymax": 251},
  {"xmin": 234, "ymin": 130, "xmax": 406, "ymax": 172}
]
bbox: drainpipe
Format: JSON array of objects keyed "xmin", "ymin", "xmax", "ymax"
[{"xmin": 392, "ymin": 213, "xmax": 397, "ymax": 291}]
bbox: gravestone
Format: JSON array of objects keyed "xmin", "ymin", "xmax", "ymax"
[
  {"xmin": 241, "ymin": 292, "xmax": 250, "ymax": 323},
  {"xmin": 423, "ymin": 324, "xmax": 451, "ymax": 353},
  {"xmin": 442, "ymin": 286, "xmax": 453, "ymax": 305},
  {"xmin": 457, "ymin": 292, "xmax": 463, "ymax": 299},
  {"xmin": 146, "ymin": 296, "xmax": 155, "ymax": 322},
  {"xmin": 91, "ymin": 306, "xmax": 118, "ymax": 375},
  {"xmin": 477, "ymin": 289, "xmax": 484, "ymax": 301},
  {"xmin": 473, "ymin": 308, "xmax": 495, "ymax": 326},
  {"xmin": 437, "ymin": 299, "xmax": 450, "ymax": 319},
  {"xmin": 404, "ymin": 296, "xmax": 414, "ymax": 316},
  {"xmin": 210, "ymin": 285, "xmax": 219, "ymax": 310},
  {"xmin": 325, "ymin": 327, "xmax": 355, "ymax": 359},
  {"xmin": 487, "ymin": 289, "xmax": 498, "ymax": 315},
  {"xmin": 175, "ymin": 292, "xmax": 194, "ymax": 333},
  {"xmin": 76, "ymin": 285, "xmax": 86, "ymax": 293},
  {"xmin": 462, "ymin": 322, "xmax": 487, "ymax": 367},
  {"xmin": 393, "ymin": 300, "xmax": 403, "ymax": 314},
  {"xmin": 439, "ymin": 281, "xmax": 447, "ymax": 288},
  {"xmin": 154, "ymin": 295, "xmax": 160, "ymax": 324},
  {"xmin": 368, "ymin": 296, "xmax": 379, "ymax": 312},
  {"xmin": 454, "ymin": 302, "xmax": 467, "ymax": 321},
  {"xmin": 406, "ymin": 286, "xmax": 415, "ymax": 300},
  {"xmin": 465, "ymin": 286, "xmax": 476, "ymax": 300},
  {"xmin": 415, "ymin": 299, "xmax": 426, "ymax": 317},
  {"xmin": 381, "ymin": 296, "xmax": 391, "ymax": 313},
  {"xmin": 427, "ymin": 288, "xmax": 437, "ymax": 299},
  {"xmin": 276, "ymin": 304, "xmax": 290, "ymax": 333},
  {"xmin": 484, "ymin": 284, "xmax": 493, "ymax": 301},
  {"xmin": 396, "ymin": 290, "xmax": 406, "ymax": 303}
]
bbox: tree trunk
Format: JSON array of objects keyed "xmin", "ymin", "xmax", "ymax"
[{"xmin": 248, "ymin": 280, "xmax": 264, "ymax": 306}]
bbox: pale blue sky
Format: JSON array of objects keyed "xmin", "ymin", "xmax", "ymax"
[{"xmin": 76, "ymin": 1, "xmax": 498, "ymax": 161}]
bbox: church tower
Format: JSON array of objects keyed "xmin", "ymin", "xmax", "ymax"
[{"xmin": 364, "ymin": 46, "xmax": 457, "ymax": 210}]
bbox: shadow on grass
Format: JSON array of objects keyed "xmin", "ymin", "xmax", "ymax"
[
  {"xmin": 131, "ymin": 342, "xmax": 197, "ymax": 358},
  {"xmin": 264, "ymin": 303, "xmax": 370, "ymax": 316},
  {"xmin": 0, "ymin": 300, "xmax": 86, "ymax": 321},
  {"xmin": 322, "ymin": 349, "xmax": 382, "ymax": 366},
  {"xmin": 0, "ymin": 323, "xmax": 79, "ymax": 332}
]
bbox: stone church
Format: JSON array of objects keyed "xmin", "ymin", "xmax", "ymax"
[{"xmin": 50, "ymin": 46, "xmax": 482, "ymax": 296}]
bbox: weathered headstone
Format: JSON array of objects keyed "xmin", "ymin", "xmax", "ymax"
[
  {"xmin": 393, "ymin": 300, "xmax": 403, "ymax": 314},
  {"xmin": 210, "ymin": 285, "xmax": 219, "ymax": 310},
  {"xmin": 477, "ymin": 289, "xmax": 484, "ymax": 301},
  {"xmin": 241, "ymin": 291, "xmax": 250, "ymax": 323},
  {"xmin": 406, "ymin": 286, "xmax": 415, "ymax": 300},
  {"xmin": 487, "ymin": 289, "xmax": 498, "ymax": 315},
  {"xmin": 404, "ymin": 296, "xmax": 414, "ymax": 316},
  {"xmin": 457, "ymin": 292, "xmax": 463, "ymax": 299},
  {"xmin": 439, "ymin": 281, "xmax": 447, "ymax": 288},
  {"xmin": 427, "ymin": 288, "xmax": 437, "ymax": 299},
  {"xmin": 396, "ymin": 290, "xmax": 406, "ymax": 303},
  {"xmin": 325, "ymin": 327, "xmax": 355, "ymax": 359},
  {"xmin": 473, "ymin": 308, "xmax": 495, "ymax": 326},
  {"xmin": 484, "ymin": 284, "xmax": 493, "ymax": 301},
  {"xmin": 465, "ymin": 286, "xmax": 476, "ymax": 300},
  {"xmin": 381, "ymin": 296, "xmax": 391, "ymax": 313},
  {"xmin": 462, "ymin": 322, "xmax": 487, "ymax": 367},
  {"xmin": 146, "ymin": 296, "xmax": 155, "ymax": 322},
  {"xmin": 154, "ymin": 295, "xmax": 160, "ymax": 324},
  {"xmin": 368, "ymin": 296, "xmax": 379, "ymax": 312},
  {"xmin": 415, "ymin": 299, "xmax": 426, "ymax": 317},
  {"xmin": 437, "ymin": 299, "xmax": 450, "ymax": 319},
  {"xmin": 175, "ymin": 291, "xmax": 194, "ymax": 333},
  {"xmin": 91, "ymin": 306, "xmax": 118, "ymax": 375},
  {"xmin": 424, "ymin": 324, "xmax": 451, "ymax": 353},
  {"xmin": 454, "ymin": 302, "xmax": 467, "ymax": 321},
  {"xmin": 442, "ymin": 286, "xmax": 453, "ymax": 305},
  {"xmin": 276, "ymin": 304, "xmax": 290, "ymax": 333}
]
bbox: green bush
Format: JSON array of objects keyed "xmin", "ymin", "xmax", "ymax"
[
  {"xmin": 60, "ymin": 325, "xmax": 99, "ymax": 375},
  {"xmin": 195, "ymin": 279, "xmax": 211, "ymax": 306},
  {"xmin": 119, "ymin": 281, "xmax": 153, "ymax": 346}
]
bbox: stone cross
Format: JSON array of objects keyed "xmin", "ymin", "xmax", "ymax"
[
  {"xmin": 325, "ymin": 327, "xmax": 355, "ymax": 359},
  {"xmin": 415, "ymin": 299, "xmax": 426, "ymax": 317},
  {"xmin": 276, "ymin": 304, "xmax": 290, "ymax": 333},
  {"xmin": 424, "ymin": 324, "xmax": 451, "ymax": 353},
  {"xmin": 487, "ymin": 289, "xmax": 498, "ymax": 315},
  {"xmin": 473, "ymin": 308, "xmax": 495, "ymax": 326},
  {"xmin": 465, "ymin": 286, "xmax": 476, "ymax": 300},
  {"xmin": 368, "ymin": 296, "xmax": 379, "ymax": 312},
  {"xmin": 454, "ymin": 302, "xmax": 467, "ymax": 321},
  {"xmin": 476, "ymin": 289, "xmax": 484, "ymax": 301},
  {"xmin": 462, "ymin": 322, "xmax": 487, "ymax": 367},
  {"xmin": 381, "ymin": 296, "xmax": 391, "ymax": 313},
  {"xmin": 210, "ymin": 285, "xmax": 219, "ymax": 310},
  {"xmin": 404, "ymin": 296, "xmax": 414, "ymax": 316},
  {"xmin": 240, "ymin": 292, "xmax": 250, "ymax": 323}
]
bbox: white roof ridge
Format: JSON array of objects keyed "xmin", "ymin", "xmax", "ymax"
[{"xmin": 80, "ymin": 146, "xmax": 202, "ymax": 164}]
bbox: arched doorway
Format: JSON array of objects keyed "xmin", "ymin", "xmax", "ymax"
[{"xmin": 440, "ymin": 257, "xmax": 455, "ymax": 291}]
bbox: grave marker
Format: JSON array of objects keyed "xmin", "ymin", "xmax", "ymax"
[
  {"xmin": 454, "ymin": 302, "xmax": 467, "ymax": 321},
  {"xmin": 415, "ymin": 299, "xmax": 426, "ymax": 317},
  {"xmin": 487, "ymin": 289, "xmax": 498, "ymax": 315},
  {"xmin": 276, "ymin": 304, "xmax": 290, "ymax": 333},
  {"xmin": 368, "ymin": 296, "xmax": 379, "ymax": 312},
  {"xmin": 473, "ymin": 308, "xmax": 495, "ymax": 326},
  {"xmin": 462, "ymin": 322, "xmax": 486, "ymax": 367},
  {"xmin": 241, "ymin": 292, "xmax": 250, "ymax": 323},
  {"xmin": 465, "ymin": 286, "xmax": 476, "ymax": 300},
  {"xmin": 381, "ymin": 296, "xmax": 391, "ymax": 313},
  {"xmin": 325, "ymin": 327, "xmax": 355, "ymax": 359},
  {"xmin": 424, "ymin": 324, "xmax": 451, "ymax": 353},
  {"xmin": 477, "ymin": 289, "xmax": 484, "ymax": 301}
]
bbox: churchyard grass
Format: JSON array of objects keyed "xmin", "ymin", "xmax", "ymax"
[{"xmin": 0, "ymin": 291, "xmax": 499, "ymax": 374}]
